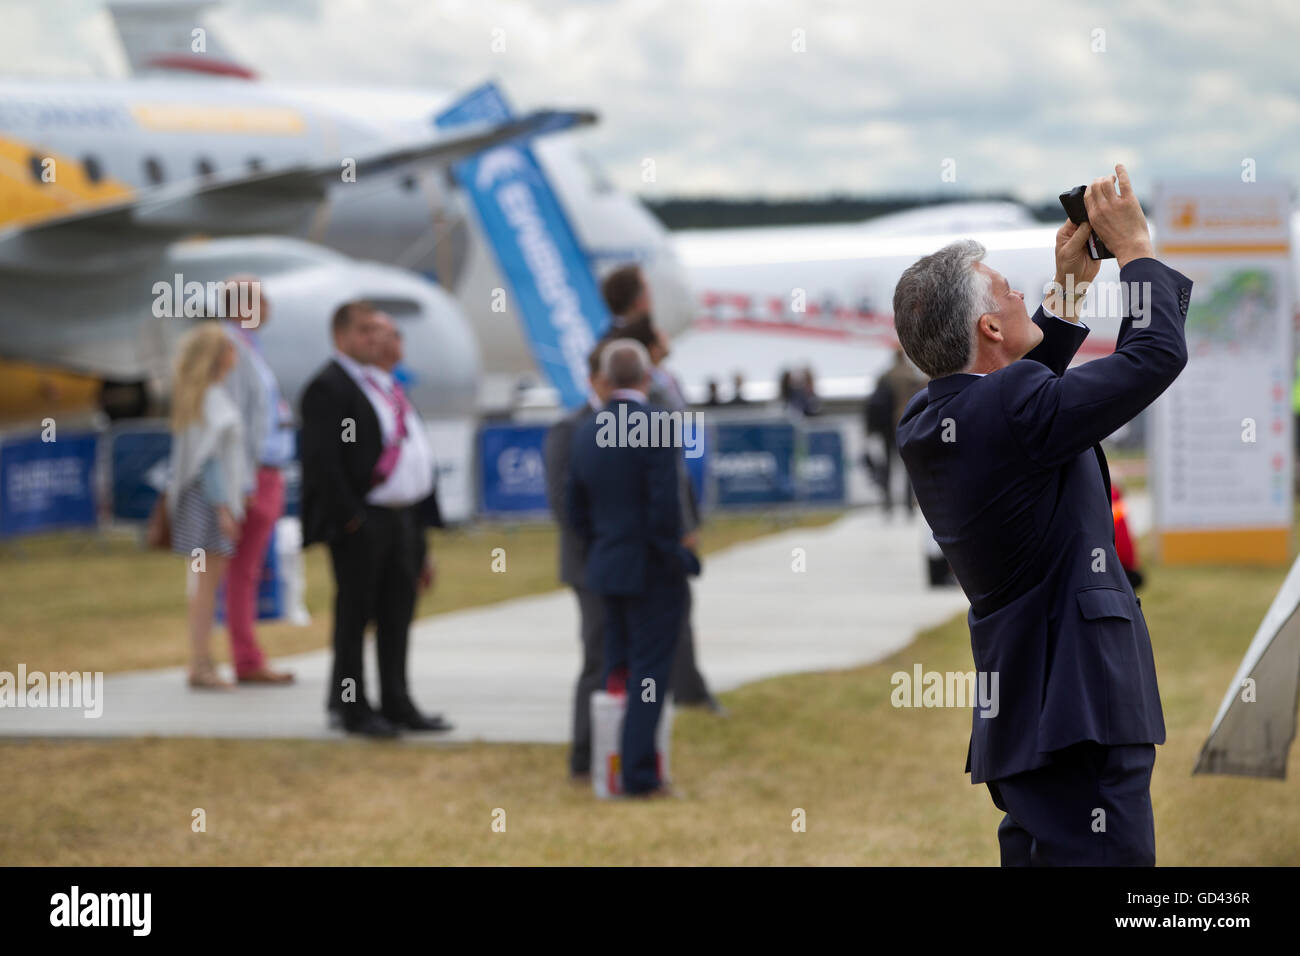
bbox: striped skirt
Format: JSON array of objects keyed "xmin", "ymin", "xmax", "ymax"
[{"xmin": 170, "ymin": 481, "xmax": 236, "ymax": 558}]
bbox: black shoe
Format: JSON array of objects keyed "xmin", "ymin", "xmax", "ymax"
[
  {"xmin": 342, "ymin": 711, "xmax": 401, "ymax": 738},
  {"xmin": 384, "ymin": 709, "xmax": 454, "ymax": 732}
]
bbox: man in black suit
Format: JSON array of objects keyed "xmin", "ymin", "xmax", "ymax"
[
  {"xmin": 566, "ymin": 339, "xmax": 700, "ymax": 797},
  {"xmin": 298, "ymin": 301, "xmax": 449, "ymax": 738},
  {"xmin": 894, "ymin": 165, "xmax": 1192, "ymax": 864},
  {"xmin": 368, "ymin": 313, "xmax": 452, "ymax": 733},
  {"xmin": 544, "ymin": 343, "xmax": 612, "ymax": 780}
]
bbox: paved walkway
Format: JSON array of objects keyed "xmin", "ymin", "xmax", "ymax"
[{"xmin": 0, "ymin": 495, "xmax": 1151, "ymax": 744}]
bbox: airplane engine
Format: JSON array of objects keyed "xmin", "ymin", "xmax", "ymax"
[{"xmin": 0, "ymin": 236, "xmax": 481, "ymax": 423}]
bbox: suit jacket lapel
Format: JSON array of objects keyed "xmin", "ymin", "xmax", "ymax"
[
  {"xmin": 1094, "ymin": 444, "xmax": 1112, "ymax": 507},
  {"xmin": 330, "ymin": 359, "xmax": 381, "ymax": 437}
]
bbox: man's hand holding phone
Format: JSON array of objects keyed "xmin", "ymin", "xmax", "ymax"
[{"xmin": 1083, "ymin": 164, "xmax": 1154, "ymax": 268}]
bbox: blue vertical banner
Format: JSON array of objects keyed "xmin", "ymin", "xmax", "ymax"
[{"xmin": 436, "ymin": 82, "xmax": 611, "ymax": 408}]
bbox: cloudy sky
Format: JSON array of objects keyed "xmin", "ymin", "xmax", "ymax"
[{"xmin": 2, "ymin": 0, "xmax": 1297, "ymax": 202}]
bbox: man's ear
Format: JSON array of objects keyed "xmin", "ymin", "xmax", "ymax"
[{"xmin": 976, "ymin": 312, "xmax": 1002, "ymax": 342}]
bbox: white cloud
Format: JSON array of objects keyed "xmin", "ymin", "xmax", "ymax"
[{"xmin": 1, "ymin": 0, "xmax": 1296, "ymax": 200}]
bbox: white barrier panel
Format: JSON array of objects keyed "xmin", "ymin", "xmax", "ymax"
[
  {"xmin": 590, "ymin": 691, "xmax": 674, "ymax": 799},
  {"xmin": 276, "ymin": 516, "xmax": 311, "ymax": 627}
]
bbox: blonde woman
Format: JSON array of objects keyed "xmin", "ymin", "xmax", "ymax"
[{"xmin": 166, "ymin": 323, "xmax": 249, "ymax": 689}]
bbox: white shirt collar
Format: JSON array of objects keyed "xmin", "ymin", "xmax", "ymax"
[
  {"xmin": 959, "ymin": 306, "xmax": 1087, "ymax": 380},
  {"xmin": 334, "ymin": 351, "xmax": 381, "ymax": 384},
  {"xmin": 610, "ymin": 388, "xmax": 647, "ymax": 404}
]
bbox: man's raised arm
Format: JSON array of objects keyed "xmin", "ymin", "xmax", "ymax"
[
  {"xmin": 1000, "ymin": 165, "xmax": 1193, "ymax": 468},
  {"xmin": 1025, "ymin": 219, "xmax": 1102, "ymax": 375}
]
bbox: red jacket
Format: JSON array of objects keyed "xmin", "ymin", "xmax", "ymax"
[{"xmin": 1112, "ymin": 485, "xmax": 1138, "ymax": 572}]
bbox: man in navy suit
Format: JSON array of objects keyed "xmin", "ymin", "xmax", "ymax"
[
  {"xmin": 566, "ymin": 338, "xmax": 701, "ymax": 797},
  {"xmin": 894, "ymin": 165, "xmax": 1193, "ymax": 865}
]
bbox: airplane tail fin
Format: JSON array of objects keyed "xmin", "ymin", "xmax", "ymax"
[
  {"xmin": 435, "ymin": 83, "xmax": 611, "ymax": 409},
  {"xmin": 108, "ymin": 0, "xmax": 256, "ymax": 79}
]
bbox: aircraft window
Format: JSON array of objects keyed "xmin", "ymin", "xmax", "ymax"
[
  {"xmin": 83, "ymin": 156, "xmax": 103, "ymax": 184},
  {"xmin": 401, "ymin": 173, "xmax": 418, "ymax": 191},
  {"xmin": 247, "ymin": 157, "xmax": 264, "ymax": 173},
  {"xmin": 144, "ymin": 156, "xmax": 165, "ymax": 185},
  {"xmin": 196, "ymin": 157, "xmax": 215, "ymax": 178}
]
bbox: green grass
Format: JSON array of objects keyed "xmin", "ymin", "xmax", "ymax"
[{"xmin": 1, "ymin": 535, "xmax": 1296, "ymax": 865}]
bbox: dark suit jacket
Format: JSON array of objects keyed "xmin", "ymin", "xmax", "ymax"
[
  {"xmin": 898, "ymin": 257, "xmax": 1193, "ymax": 783},
  {"xmin": 544, "ymin": 402, "xmax": 596, "ymax": 587},
  {"xmin": 648, "ymin": 374, "xmax": 702, "ymax": 533},
  {"xmin": 565, "ymin": 397, "xmax": 700, "ymax": 596},
  {"xmin": 298, "ymin": 359, "xmax": 441, "ymax": 548}
]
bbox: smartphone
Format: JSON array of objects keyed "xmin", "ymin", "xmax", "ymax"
[{"xmin": 1058, "ymin": 185, "xmax": 1113, "ymax": 260}]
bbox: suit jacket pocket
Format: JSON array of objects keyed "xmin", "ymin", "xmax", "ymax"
[
  {"xmin": 1076, "ymin": 585, "xmax": 1134, "ymax": 622},
  {"xmin": 1075, "ymin": 585, "xmax": 1146, "ymax": 740}
]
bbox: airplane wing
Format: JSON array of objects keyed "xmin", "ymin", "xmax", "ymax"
[{"xmin": 0, "ymin": 108, "xmax": 597, "ymax": 275}]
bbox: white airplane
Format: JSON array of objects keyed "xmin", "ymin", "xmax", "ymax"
[
  {"xmin": 0, "ymin": 0, "xmax": 692, "ymax": 422},
  {"xmin": 669, "ymin": 200, "xmax": 1300, "ymax": 402}
]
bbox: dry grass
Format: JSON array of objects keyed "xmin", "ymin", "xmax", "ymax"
[{"xmin": 1, "ymin": 533, "xmax": 1296, "ymax": 865}]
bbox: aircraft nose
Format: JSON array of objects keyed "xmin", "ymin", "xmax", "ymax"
[{"xmin": 643, "ymin": 241, "xmax": 695, "ymax": 340}]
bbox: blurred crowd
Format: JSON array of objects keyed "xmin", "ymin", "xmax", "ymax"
[
  {"xmin": 161, "ymin": 278, "xmax": 449, "ymax": 738},
  {"xmin": 158, "ymin": 264, "xmax": 723, "ymax": 796}
]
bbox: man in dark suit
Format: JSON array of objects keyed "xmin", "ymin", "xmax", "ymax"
[
  {"xmin": 544, "ymin": 343, "xmax": 612, "ymax": 780},
  {"xmin": 566, "ymin": 339, "xmax": 700, "ymax": 797},
  {"xmin": 603, "ymin": 298, "xmax": 723, "ymax": 715},
  {"xmin": 894, "ymin": 165, "xmax": 1192, "ymax": 865},
  {"xmin": 298, "ymin": 301, "xmax": 448, "ymax": 738}
]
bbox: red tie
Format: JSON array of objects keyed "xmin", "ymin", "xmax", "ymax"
[{"xmin": 366, "ymin": 375, "xmax": 409, "ymax": 487}]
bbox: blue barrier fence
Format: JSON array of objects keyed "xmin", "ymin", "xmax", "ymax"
[
  {"xmin": 0, "ymin": 416, "xmax": 849, "ymax": 536},
  {"xmin": 0, "ymin": 430, "xmax": 98, "ymax": 537},
  {"xmin": 476, "ymin": 417, "xmax": 848, "ymax": 518}
]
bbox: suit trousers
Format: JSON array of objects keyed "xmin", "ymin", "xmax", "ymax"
[
  {"xmin": 985, "ymin": 741, "xmax": 1157, "ymax": 866},
  {"xmin": 326, "ymin": 504, "xmax": 423, "ymax": 722},
  {"xmin": 569, "ymin": 585, "xmax": 606, "ymax": 775},
  {"xmin": 601, "ymin": 576, "xmax": 687, "ymax": 794}
]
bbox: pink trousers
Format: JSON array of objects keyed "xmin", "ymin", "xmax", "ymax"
[{"xmin": 225, "ymin": 467, "xmax": 284, "ymax": 676}]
